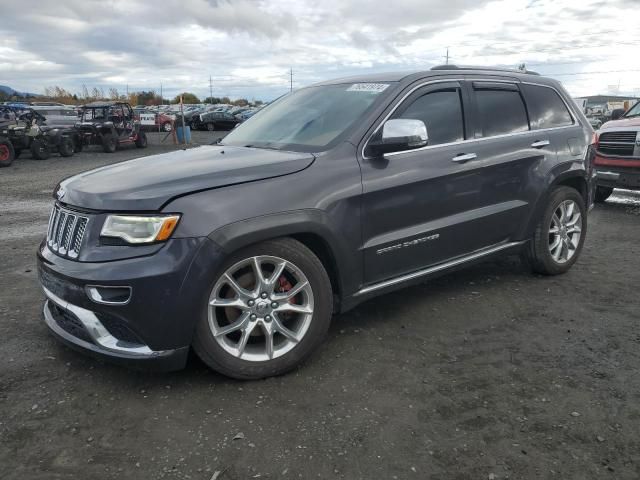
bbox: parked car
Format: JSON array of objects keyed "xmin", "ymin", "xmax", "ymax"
[
  {"xmin": 0, "ymin": 135, "xmax": 15, "ymax": 167},
  {"xmin": 37, "ymin": 66, "xmax": 594, "ymax": 379},
  {"xmin": 3, "ymin": 108, "xmax": 75, "ymax": 160},
  {"xmin": 592, "ymin": 100, "xmax": 640, "ymax": 201},
  {"xmin": 587, "ymin": 116, "xmax": 602, "ymax": 130},
  {"xmin": 195, "ymin": 111, "xmax": 241, "ymax": 131},
  {"xmin": 76, "ymin": 101, "xmax": 147, "ymax": 152},
  {"xmin": 135, "ymin": 109, "xmax": 175, "ymax": 132}
]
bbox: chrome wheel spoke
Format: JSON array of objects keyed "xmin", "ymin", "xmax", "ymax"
[
  {"xmin": 265, "ymin": 260, "xmax": 287, "ymax": 293},
  {"xmin": 237, "ymin": 320, "xmax": 258, "ymax": 357},
  {"xmin": 213, "ymin": 312, "xmax": 249, "ymax": 337},
  {"xmin": 273, "ymin": 314, "xmax": 300, "ymax": 343},
  {"xmin": 209, "ymin": 297, "xmax": 248, "ymax": 309},
  {"xmin": 275, "ymin": 302, "xmax": 313, "ymax": 315},
  {"xmin": 263, "ymin": 323, "xmax": 275, "ymax": 359},
  {"xmin": 251, "ymin": 257, "xmax": 268, "ymax": 293},
  {"xmin": 223, "ymin": 273, "xmax": 253, "ymax": 300},
  {"xmin": 547, "ymin": 199, "xmax": 582, "ymax": 264},
  {"xmin": 566, "ymin": 212, "xmax": 581, "ymax": 227}
]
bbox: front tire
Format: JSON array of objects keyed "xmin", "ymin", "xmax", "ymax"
[
  {"xmin": 135, "ymin": 131, "xmax": 147, "ymax": 148},
  {"xmin": 30, "ymin": 139, "xmax": 51, "ymax": 160},
  {"xmin": 0, "ymin": 139, "xmax": 15, "ymax": 167},
  {"xmin": 594, "ymin": 186, "xmax": 613, "ymax": 203},
  {"xmin": 58, "ymin": 137, "xmax": 74, "ymax": 157},
  {"xmin": 206, "ymin": 122, "xmax": 215, "ymax": 131},
  {"xmin": 193, "ymin": 238, "xmax": 333, "ymax": 380},
  {"xmin": 162, "ymin": 122, "xmax": 172, "ymax": 132},
  {"xmin": 102, "ymin": 134, "xmax": 117, "ymax": 153},
  {"xmin": 527, "ymin": 186, "xmax": 586, "ymax": 275}
]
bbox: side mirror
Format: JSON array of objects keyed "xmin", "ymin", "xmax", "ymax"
[
  {"xmin": 611, "ymin": 108, "xmax": 625, "ymax": 120},
  {"xmin": 368, "ymin": 119, "xmax": 428, "ymax": 156}
]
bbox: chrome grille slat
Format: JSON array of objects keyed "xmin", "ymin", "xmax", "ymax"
[
  {"xmin": 598, "ymin": 130, "xmax": 638, "ymax": 158},
  {"xmin": 46, "ymin": 205, "xmax": 89, "ymax": 260}
]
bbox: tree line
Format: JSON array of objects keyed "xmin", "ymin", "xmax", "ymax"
[{"xmin": 3, "ymin": 85, "xmax": 263, "ymax": 106}]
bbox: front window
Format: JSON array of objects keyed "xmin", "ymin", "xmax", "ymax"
[
  {"xmin": 222, "ymin": 83, "xmax": 394, "ymax": 152},
  {"xmin": 624, "ymin": 101, "xmax": 640, "ymax": 118}
]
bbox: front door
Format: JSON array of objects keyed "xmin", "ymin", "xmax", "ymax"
[{"xmin": 359, "ymin": 81, "xmax": 496, "ymax": 284}]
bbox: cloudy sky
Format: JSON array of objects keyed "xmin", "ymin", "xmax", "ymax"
[{"xmin": 1, "ymin": 0, "xmax": 639, "ymax": 101}]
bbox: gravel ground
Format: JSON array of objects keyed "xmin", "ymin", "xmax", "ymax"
[{"xmin": 1, "ymin": 138, "xmax": 639, "ymax": 479}]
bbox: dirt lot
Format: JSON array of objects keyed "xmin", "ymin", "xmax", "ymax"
[{"xmin": 1, "ymin": 135, "xmax": 639, "ymax": 480}]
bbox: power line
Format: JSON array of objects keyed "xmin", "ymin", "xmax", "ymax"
[{"xmin": 545, "ymin": 69, "xmax": 640, "ymax": 77}]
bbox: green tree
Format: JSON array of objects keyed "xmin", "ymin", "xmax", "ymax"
[
  {"xmin": 204, "ymin": 96, "xmax": 222, "ymax": 104},
  {"xmin": 172, "ymin": 92, "xmax": 200, "ymax": 104}
]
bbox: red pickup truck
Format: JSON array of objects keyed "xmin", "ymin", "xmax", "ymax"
[{"xmin": 593, "ymin": 101, "xmax": 640, "ymax": 202}]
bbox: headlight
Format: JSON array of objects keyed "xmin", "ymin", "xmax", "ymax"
[{"xmin": 100, "ymin": 214, "xmax": 180, "ymax": 244}]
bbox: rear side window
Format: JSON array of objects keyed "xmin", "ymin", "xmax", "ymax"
[
  {"xmin": 475, "ymin": 88, "xmax": 529, "ymax": 137},
  {"xmin": 393, "ymin": 89, "xmax": 465, "ymax": 145},
  {"xmin": 523, "ymin": 84, "xmax": 573, "ymax": 129}
]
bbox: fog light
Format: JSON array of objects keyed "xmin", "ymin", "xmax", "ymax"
[{"xmin": 86, "ymin": 285, "xmax": 132, "ymax": 305}]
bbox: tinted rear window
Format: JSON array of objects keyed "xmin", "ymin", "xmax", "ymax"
[
  {"xmin": 523, "ymin": 84, "xmax": 573, "ymax": 129},
  {"xmin": 475, "ymin": 88, "xmax": 529, "ymax": 137}
]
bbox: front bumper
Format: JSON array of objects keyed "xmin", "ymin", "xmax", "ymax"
[
  {"xmin": 37, "ymin": 236, "xmax": 225, "ymax": 371},
  {"xmin": 594, "ymin": 154, "xmax": 640, "ymax": 190}
]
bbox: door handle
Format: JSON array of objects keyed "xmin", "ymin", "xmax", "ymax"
[
  {"xmin": 452, "ymin": 153, "xmax": 477, "ymax": 163},
  {"xmin": 531, "ymin": 140, "xmax": 550, "ymax": 148}
]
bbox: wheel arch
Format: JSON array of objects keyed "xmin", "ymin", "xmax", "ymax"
[
  {"xmin": 207, "ymin": 210, "xmax": 355, "ymax": 312},
  {"xmin": 522, "ymin": 166, "xmax": 589, "ymax": 239}
]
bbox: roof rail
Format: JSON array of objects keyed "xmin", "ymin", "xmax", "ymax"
[{"xmin": 430, "ymin": 64, "xmax": 540, "ymax": 76}]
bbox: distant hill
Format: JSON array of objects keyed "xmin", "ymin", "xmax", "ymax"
[{"xmin": 0, "ymin": 85, "xmax": 37, "ymax": 98}]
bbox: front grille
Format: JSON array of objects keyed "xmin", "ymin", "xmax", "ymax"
[
  {"xmin": 598, "ymin": 131, "xmax": 638, "ymax": 157},
  {"xmin": 46, "ymin": 205, "xmax": 89, "ymax": 259},
  {"xmin": 49, "ymin": 302, "xmax": 93, "ymax": 343}
]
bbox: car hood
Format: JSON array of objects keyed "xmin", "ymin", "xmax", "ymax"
[
  {"xmin": 600, "ymin": 117, "xmax": 640, "ymax": 130},
  {"xmin": 58, "ymin": 145, "xmax": 315, "ymax": 211}
]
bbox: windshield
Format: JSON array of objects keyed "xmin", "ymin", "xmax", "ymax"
[
  {"xmin": 81, "ymin": 107, "xmax": 109, "ymax": 121},
  {"xmin": 222, "ymin": 82, "xmax": 394, "ymax": 152},
  {"xmin": 624, "ymin": 101, "xmax": 640, "ymax": 118}
]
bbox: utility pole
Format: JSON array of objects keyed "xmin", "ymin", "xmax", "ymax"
[
  {"xmin": 160, "ymin": 83, "xmax": 163, "ymax": 105},
  {"xmin": 209, "ymin": 75, "xmax": 213, "ymax": 103},
  {"xmin": 290, "ymin": 68, "xmax": 293, "ymax": 92},
  {"xmin": 444, "ymin": 47, "xmax": 450, "ymax": 65},
  {"xmin": 126, "ymin": 84, "xmax": 129, "ymax": 96}
]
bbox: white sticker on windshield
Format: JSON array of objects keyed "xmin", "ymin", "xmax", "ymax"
[{"xmin": 347, "ymin": 83, "xmax": 389, "ymax": 93}]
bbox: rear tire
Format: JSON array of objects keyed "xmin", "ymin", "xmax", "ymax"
[
  {"xmin": 30, "ymin": 139, "xmax": 51, "ymax": 160},
  {"xmin": 162, "ymin": 122, "xmax": 172, "ymax": 132},
  {"xmin": 135, "ymin": 131, "xmax": 148, "ymax": 148},
  {"xmin": 58, "ymin": 137, "xmax": 74, "ymax": 157},
  {"xmin": 102, "ymin": 134, "xmax": 117, "ymax": 153},
  {"xmin": 527, "ymin": 186, "xmax": 586, "ymax": 275},
  {"xmin": 594, "ymin": 186, "xmax": 613, "ymax": 203},
  {"xmin": 0, "ymin": 139, "xmax": 15, "ymax": 167},
  {"xmin": 193, "ymin": 238, "xmax": 333, "ymax": 380}
]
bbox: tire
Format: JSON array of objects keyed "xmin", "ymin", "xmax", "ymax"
[
  {"xmin": 207, "ymin": 122, "xmax": 215, "ymax": 131},
  {"xmin": 527, "ymin": 186, "xmax": 587, "ymax": 275},
  {"xmin": 30, "ymin": 139, "xmax": 51, "ymax": 160},
  {"xmin": 0, "ymin": 139, "xmax": 15, "ymax": 167},
  {"xmin": 58, "ymin": 137, "xmax": 74, "ymax": 157},
  {"xmin": 594, "ymin": 186, "xmax": 613, "ymax": 203},
  {"xmin": 102, "ymin": 134, "xmax": 117, "ymax": 153},
  {"xmin": 135, "ymin": 131, "xmax": 148, "ymax": 148},
  {"xmin": 162, "ymin": 122, "xmax": 172, "ymax": 132},
  {"xmin": 193, "ymin": 238, "xmax": 333, "ymax": 380}
]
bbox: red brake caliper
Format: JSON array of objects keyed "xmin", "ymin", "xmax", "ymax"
[{"xmin": 277, "ymin": 276, "xmax": 297, "ymax": 320}]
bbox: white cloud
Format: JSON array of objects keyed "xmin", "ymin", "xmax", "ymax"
[{"xmin": 0, "ymin": 0, "xmax": 638, "ymax": 100}]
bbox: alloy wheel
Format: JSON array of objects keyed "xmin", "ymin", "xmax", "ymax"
[
  {"xmin": 208, "ymin": 255, "xmax": 314, "ymax": 362},
  {"xmin": 548, "ymin": 199, "xmax": 582, "ymax": 264}
]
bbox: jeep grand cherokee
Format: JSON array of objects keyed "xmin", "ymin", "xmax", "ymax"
[{"xmin": 37, "ymin": 66, "xmax": 595, "ymax": 379}]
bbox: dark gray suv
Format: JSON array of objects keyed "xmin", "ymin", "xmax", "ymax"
[{"xmin": 37, "ymin": 66, "xmax": 595, "ymax": 379}]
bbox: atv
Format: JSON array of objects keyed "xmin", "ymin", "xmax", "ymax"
[
  {"xmin": 1, "ymin": 108, "xmax": 75, "ymax": 160},
  {"xmin": 76, "ymin": 101, "xmax": 147, "ymax": 153},
  {"xmin": 0, "ymin": 136, "xmax": 15, "ymax": 167}
]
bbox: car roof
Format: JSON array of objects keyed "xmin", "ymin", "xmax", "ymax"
[{"xmin": 310, "ymin": 66, "xmax": 556, "ymax": 88}]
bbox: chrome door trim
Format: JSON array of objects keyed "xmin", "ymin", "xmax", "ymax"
[{"xmin": 354, "ymin": 241, "xmax": 526, "ymax": 297}]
